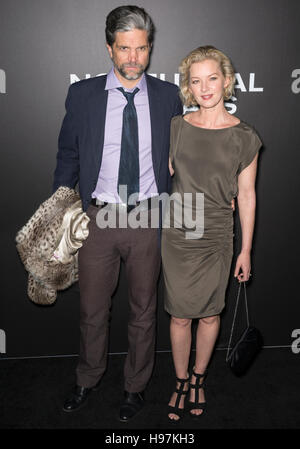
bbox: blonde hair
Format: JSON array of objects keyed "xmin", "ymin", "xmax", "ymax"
[{"xmin": 179, "ymin": 45, "xmax": 235, "ymax": 107}]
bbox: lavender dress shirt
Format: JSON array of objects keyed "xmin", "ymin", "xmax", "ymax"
[{"xmin": 92, "ymin": 68, "xmax": 158, "ymax": 203}]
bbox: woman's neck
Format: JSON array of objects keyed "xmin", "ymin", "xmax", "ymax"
[{"xmin": 191, "ymin": 104, "xmax": 234, "ymax": 128}]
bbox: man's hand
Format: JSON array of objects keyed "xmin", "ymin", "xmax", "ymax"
[{"xmin": 169, "ymin": 158, "xmax": 174, "ymax": 176}]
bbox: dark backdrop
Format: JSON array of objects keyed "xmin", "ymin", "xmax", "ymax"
[{"xmin": 1, "ymin": 0, "xmax": 300, "ymax": 358}]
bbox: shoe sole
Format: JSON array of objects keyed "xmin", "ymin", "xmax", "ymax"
[
  {"xmin": 119, "ymin": 405, "xmax": 145, "ymax": 423},
  {"xmin": 62, "ymin": 386, "xmax": 100, "ymax": 413},
  {"xmin": 62, "ymin": 400, "xmax": 88, "ymax": 413}
]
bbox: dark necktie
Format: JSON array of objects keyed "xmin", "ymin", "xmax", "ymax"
[{"xmin": 117, "ymin": 87, "xmax": 140, "ymax": 204}]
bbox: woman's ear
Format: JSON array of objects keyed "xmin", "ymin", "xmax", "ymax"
[{"xmin": 224, "ymin": 76, "xmax": 231, "ymax": 89}]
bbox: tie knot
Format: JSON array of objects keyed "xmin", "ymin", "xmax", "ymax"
[{"xmin": 117, "ymin": 87, "xmax": 139, "ymax": 103}]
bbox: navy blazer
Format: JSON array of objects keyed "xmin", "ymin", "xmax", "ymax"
[{"xmin": 53, "ymin": 73, "xmax": 183, "ymax": 211}]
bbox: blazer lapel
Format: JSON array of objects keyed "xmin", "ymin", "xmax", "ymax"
[
  {"xmin": 89, "ymin": 76, "xmax": 108, "ymax": 171},
  {"xmin": 146, "ymin": 74, "xmax": 166, "ymax": 182}
]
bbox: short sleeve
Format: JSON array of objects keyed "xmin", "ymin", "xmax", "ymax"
[{"xmin": 237, "ymin": 128, "xmax": 262, "ymax": 175}]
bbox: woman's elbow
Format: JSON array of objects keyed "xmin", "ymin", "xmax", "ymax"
[{"xmin": 237, "ymin": 189, "xmax": 256, "ymax": 206}]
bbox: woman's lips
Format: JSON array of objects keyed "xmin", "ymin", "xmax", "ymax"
[{"xmin": 201, "ymin": 94, "xmax": 213, "ymax": 100}]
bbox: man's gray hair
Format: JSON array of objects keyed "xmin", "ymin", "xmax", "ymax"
[{"xmin": 105, "ymin": 5, "xmax": 155, "ymax": 46}]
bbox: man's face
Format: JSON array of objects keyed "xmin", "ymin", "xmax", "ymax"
[{"xmin": 107, "ymin": 29, "xmax": 151, "ymax": 82}]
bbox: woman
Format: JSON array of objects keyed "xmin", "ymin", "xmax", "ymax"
[{"xmin": 161, "ymin": 45, "xmax": 262, "ymax": 422}]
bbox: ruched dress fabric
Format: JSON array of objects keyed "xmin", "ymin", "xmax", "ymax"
[{"xmin": 161, "ymin": 115, "xmax": 262, "ymax": 319}]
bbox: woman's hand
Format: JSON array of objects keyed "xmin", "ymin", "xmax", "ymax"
[
  {"xmin": 169, "ymin": 158, "xmax": 174, "ymax": 176},
  {"xmin": 234, "ymin": 251, "xmax": 251, "ymax": 282}
]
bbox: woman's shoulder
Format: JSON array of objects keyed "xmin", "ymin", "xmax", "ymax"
[
  {"xmin": 171, "ymin": 114, "xmax": 183, "ymax": 125},
  {"xmin": 235, "ymin": 120, "xmax": 260, "ymax": 136},
  {"xmin": 234, "ymin": 120, "xmax": 263, "ymax": 156}
]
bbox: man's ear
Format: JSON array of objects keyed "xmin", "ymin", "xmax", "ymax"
[{"xmin": 106, "ymin": 43, "xmax": 113, "ymax": 59}]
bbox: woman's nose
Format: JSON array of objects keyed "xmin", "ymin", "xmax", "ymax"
[{"xmin": 200, "ymin": 81, "xmax": 208, "ymax": 92}]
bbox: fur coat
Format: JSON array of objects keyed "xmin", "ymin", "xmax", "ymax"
[{"xmin": 16, "ymin": 186, "xmax": 90, "ymax": 305}]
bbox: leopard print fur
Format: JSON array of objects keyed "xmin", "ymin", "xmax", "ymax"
[{"xmin": 16, "ymin": 187, "xmax": 83, "ymax": 305}]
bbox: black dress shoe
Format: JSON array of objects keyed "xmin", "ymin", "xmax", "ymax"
[
  {"xmin": 91, "ymin": 379, "xmax": 102, "ymax": 391},
  {"xmin": 119, "ymin": 391, "xmax": 145, "ymax": 422},
  {"xmin": 63, "ymin": 382, "xmax": 100, "ymax": 412}
]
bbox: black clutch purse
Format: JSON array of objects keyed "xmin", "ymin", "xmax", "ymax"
[{"xmin": 226, "ymin": 282, "xmax": 263, "ymax": 376}]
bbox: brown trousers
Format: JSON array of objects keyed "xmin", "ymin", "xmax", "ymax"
[{"xmin": 76, "ymin": 204, "xmax": 161, "ymax": 392}]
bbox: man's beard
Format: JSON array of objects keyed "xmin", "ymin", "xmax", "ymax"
[{"xmin": 115, "ymin": 62, "xmax": 146, "ymax": 80}]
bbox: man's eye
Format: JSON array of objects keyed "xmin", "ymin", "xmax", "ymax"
[{"xmin": 210, "ymin": 77, "xmax": 217, "ymax": 81}]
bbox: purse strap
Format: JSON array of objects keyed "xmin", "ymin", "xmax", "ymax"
[{"xmin": 226, "ymin": 281, "xmax": 249, "ymax": 362}]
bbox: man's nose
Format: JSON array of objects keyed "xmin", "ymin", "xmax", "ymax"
[{"xmin": 129, "ymin": 49, "xmax": 138, "ymax": 63}]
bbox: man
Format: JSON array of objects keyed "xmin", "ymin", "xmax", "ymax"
[{"xmin": 53, "ymin": 5, "xmax": 182, "ymax": 422}]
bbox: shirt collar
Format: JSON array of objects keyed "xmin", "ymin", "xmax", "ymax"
[{"xmin": 105, "ymin": 67, "xmax": 147, "ymax": 93}]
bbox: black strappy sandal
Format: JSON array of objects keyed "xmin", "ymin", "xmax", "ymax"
[
  {"xmin": 188, "ymin": 369, "xmax": 207, "ymax": 418},
  {"xmin": 167, "ymin": 376, "xmax": 190, "ymax": 423}
]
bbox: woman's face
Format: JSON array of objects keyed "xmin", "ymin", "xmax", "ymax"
[{"xmin": 188, "ymin": 58, "xmax": 230, "ymax": 109}]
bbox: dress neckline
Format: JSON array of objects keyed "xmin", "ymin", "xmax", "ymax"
[{"xmin": 182, "ymin": 114, "xmax": 242, "ymax": 131}]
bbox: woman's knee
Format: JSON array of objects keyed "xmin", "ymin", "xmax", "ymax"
[
  {"xmin": 199, "ymin": 315, "xmax": 220, "ymax": 326},
  {"xmin": 171, "ymin": 316, "xmax": 192, "ymax": 327}
]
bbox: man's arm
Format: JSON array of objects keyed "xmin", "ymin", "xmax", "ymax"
[
  {"xmin": 53, "ymin": 85, "xmax": 79, "ymax": 193},
  {"xmin": 172, "ymin": 90, "xmax": 183, "ymax": 117}
]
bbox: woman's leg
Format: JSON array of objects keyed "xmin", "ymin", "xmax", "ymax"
[
  {"xmin": 168, "ymin": 316, "xmax": 192, "ymax": 420},
  {"xmin": 190, "ymin": 314, "xmax": 220, "ymax": 415}
]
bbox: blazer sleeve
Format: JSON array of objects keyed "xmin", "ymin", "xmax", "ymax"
[
  {"xmin": 53, "ymin": 84, "xmax": 80, "ymax": 193},
  {"xmin": 172, "ymin": 90, "xmax": 183, "ymax": 117}
]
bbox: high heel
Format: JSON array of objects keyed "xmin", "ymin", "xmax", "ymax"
[
  {"xmin": 167, "ymin": 376, "xmax": 190, "ymax": 423},
  {"xmin": 188, "ymin": 369, "xmax": 207, "ymax": 418}
]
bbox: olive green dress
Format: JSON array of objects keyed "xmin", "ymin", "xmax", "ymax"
[{"xmin": 161, "ymin": 115, "xmax": 262, "ymax": 319}]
